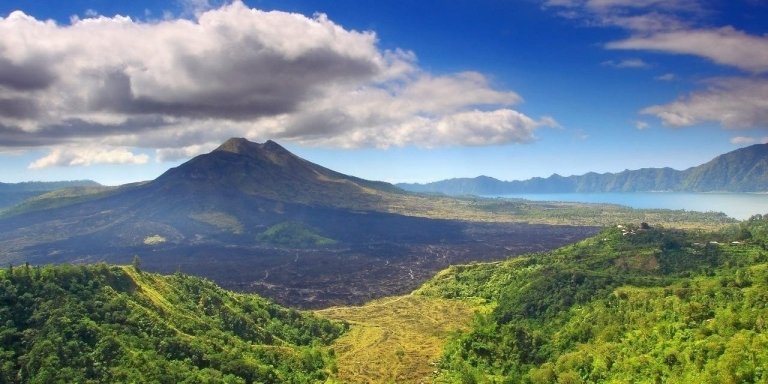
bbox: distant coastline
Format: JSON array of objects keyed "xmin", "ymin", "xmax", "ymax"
[{"xmin": 486, "ymin": 192, "xmax": 768, "ymax": 220}]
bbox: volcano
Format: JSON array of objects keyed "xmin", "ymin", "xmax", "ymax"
[{"xmin": 0, "ymin": 138, "xmax": 597, "ymax": 307}]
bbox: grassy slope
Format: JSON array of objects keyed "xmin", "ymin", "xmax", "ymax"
[
  {"xmin": 0, "ymin": 185, "xmax": 123, "ymax": 218},
  {"xmin": 317, "ymin": 295, "xmax": 487, "ymax": 384}
]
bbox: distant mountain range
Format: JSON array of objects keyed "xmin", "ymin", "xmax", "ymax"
[
  {"xmin": 398, "ymin": 143, "xmax": 768, "ymax": 195},
  {"xmin": 0, "ymin": 180, "xmax": 101, "ymax": 210}
]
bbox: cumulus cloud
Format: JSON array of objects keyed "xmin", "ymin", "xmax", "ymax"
[
  {"xmin": 634, "ymin": 120, "xmax": 649, "ymax": 130},
  {"xmin": 310, "ymin": 109, "xmax": 556, "ymax": 148},
  {"xmin": 28, "ymin": 146, "xmax": 149, "ymax": 169},
  {"xmin": 0, "ymin": 1, "xmax": 550, "ymax": 161},
  {"xmin": 641, "ymin": 78, "xmax": 768, "ymax": 128}
]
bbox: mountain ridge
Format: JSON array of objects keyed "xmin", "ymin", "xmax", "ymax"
[
  {"xmin": 0, "ymin": 138, "xmax": 604, "ymax": 307},
  {"xmin": 152, "ymin": 137, "xmax": 401, "ymax": 209},
  {"xmin": 398, "ymin": 143, "xmax": 768, "ymax": 195},
  {"xmin": 0, "ymin": 180, "xmax": 102, "ymax": 210}
]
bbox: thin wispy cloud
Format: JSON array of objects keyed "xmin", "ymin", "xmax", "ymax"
[
  {"xmin": 601, "ymin": 58, "xmax": 650, "ymax": 69},
  {"xmin": 655, "ymin": 73, "xmax": 676, "ymax": 81},
  {"xmin": 607, "ymin": 27, "xmax": 768, "ymax": 74},
  {"xmin": 642, "ymin": 78, "xmax": 768, "ymax": 129},
  {"xmin": 543, "ymin": 0, "xmax": 768, "ymax": 133}
]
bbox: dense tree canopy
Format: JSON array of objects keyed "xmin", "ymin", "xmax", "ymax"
[
  {"xmin": 418, "ymin": 216, "xmax": 768, "ymax": 383},
  {"xmin": 0, "ymin": 264, "xmax": 345, "ymax": 383}
]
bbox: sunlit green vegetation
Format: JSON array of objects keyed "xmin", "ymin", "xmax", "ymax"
[
  {"xmin": 143, "ymin": 234, "xmax": 167, "ymax": 245},
  {"xmin": 317, "ymin": 295, "xmax": 486, "ymax": 384},
  {"xmin": 417, "ymin": 216, "xmax": 768, "ymax": 383},
  {"xmin": 257, "ymin": 222, "xmax": 337, "ymax": 248},
  {"xmin": 0, "ymin": 185, "xmax": 119, "ymax": 218},
  {"xmin": 0, "ymin": 264, "xmax": 345, "ymax": 383}
]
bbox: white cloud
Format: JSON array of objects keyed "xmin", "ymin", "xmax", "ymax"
[
  {"xmin": 608, "ymin": 27, "xmax": 768, "ymax": 73},
  {"xmin": 655, "ymin": 73, "xmax": 676, "ymax": 81},
  {"xmin": 543, "ymin": 0, "xmax": 768, "ymax": 133},
  {"xmin": 0, "ymin": 2, "xmax": 550, "ymax": 157},
  {"xmin": 602, "ymin": 58, "xmax": 650, "ymax": 68},
  {"xmin": 155, "ymin": 143, "xmax": 216, "ymax": 162},
  {"xmin": 546, "ymin": 1, "xmax": 768, "ymax": 73},
  {"xmin": 543, "ymin": 0, "xmax": 699, "ymax": 32},
  {"xmin": 29, "ymin": 146, "xmax": 149, "ymax": 169},
  {"xmin": 642, "ymin": 78, "xmax": 768, "ymax": 129},
  {"xmin": 730, "ymin": 136, "xmax": 756, "ymax": 145},
  {"xmin": 635, "ymin": 120, "xmax": 649, "ymax": 130},
  {"xmin": 730, "ymin": 136, "xmax": 768, "ymax": 146},
  {"xmin": 350, "ymin": 109, "xmax": 556, "ymax": 148}
]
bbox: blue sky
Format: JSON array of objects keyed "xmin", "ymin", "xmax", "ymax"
[{"xmin": 0, "ymin": 0, "xmax": 766, "ymax": 185}]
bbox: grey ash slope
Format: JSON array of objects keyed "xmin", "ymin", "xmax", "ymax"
[
  {"xmin": 153, "ymin": 138, "xmax": 403, "ymax": 207},
  {"xmin": 399, "ymin": 143, "xmax": 768, "ymax": 195}
]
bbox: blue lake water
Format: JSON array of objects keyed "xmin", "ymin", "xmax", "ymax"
[{"xmin": 487, "ymin": 192, "xmax": 768, "ymax": 220}]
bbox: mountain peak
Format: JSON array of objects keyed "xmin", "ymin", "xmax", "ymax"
[
  {"xmin": 215, "ymin": 137, "xmax": 258, "ymax": 153},
  {"xmin": 154, "ymin": 137, "xmax": 399, "ymax": 205},
  {"xmin": 215, "ymin": 138, "xmax": 292, "ymax": 158}
]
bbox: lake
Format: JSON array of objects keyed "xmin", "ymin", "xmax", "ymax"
[{"xmin": 487, "ymin": 192, "xmax": 768, "ymax": 220}]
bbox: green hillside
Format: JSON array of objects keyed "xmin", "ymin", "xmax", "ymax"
[
  {"xmin": 0, "ymin": 263, "xmax": 345, "ymax": 383},
  {"xmin": 0, "ymin": 180, "xmax": 102, "ymax": 211},
  {"xmin": 256, "ymin": 222, "xmax": 337, "ymax": 248},
  {"xmin": 417, "ymin": 216, "xmax": 768, "ymax": 383}
]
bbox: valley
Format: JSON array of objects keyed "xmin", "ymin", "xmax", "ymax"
[
  {"xmin": 120, "ymin": 221, "xmax": 598, "ymax": 308},
  {"xmin": 0, "ymin": 138, "xmax": 764, "ymax": 383},
  {"xmin": 1, "ymin": 138, "xmax": 726, "ymax": 308}
]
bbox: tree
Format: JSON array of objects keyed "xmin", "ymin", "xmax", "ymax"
[{"xmin": 132, "ymin": 256, "xmax": 141, "ymax": 272}]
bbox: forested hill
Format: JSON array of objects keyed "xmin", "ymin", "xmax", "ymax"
[
  {"xmin": 0, "ymin": 263, "xmax": 345, "ymax": 383},
  {"xmin": 417, "ymin": 215, "xmax": 768, "ymax": 382},
  {"xmin": 398, "ymin": 143, "xmax": 768, "ymax": 194}
]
